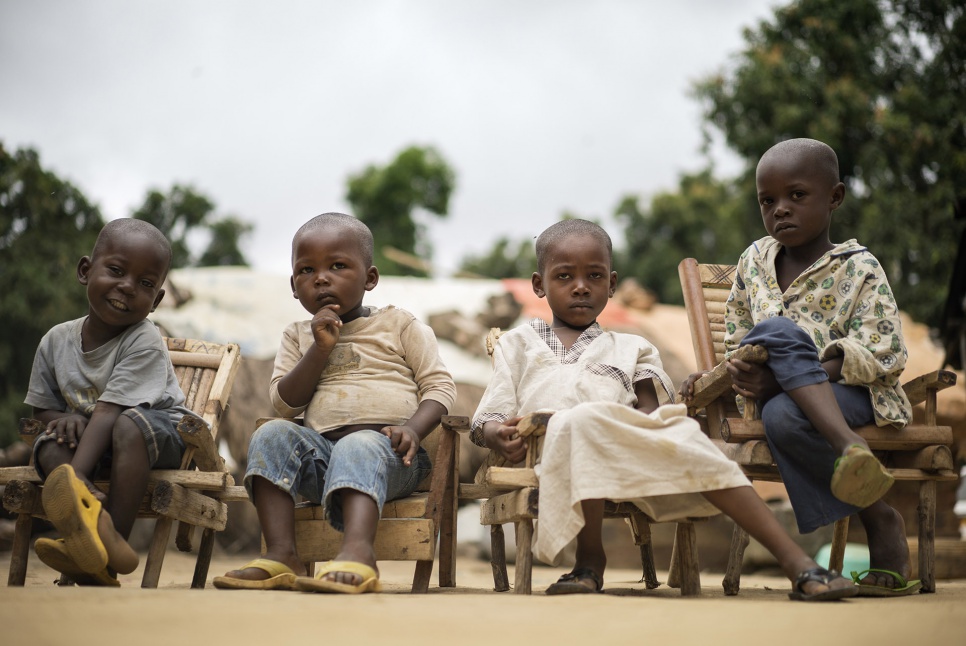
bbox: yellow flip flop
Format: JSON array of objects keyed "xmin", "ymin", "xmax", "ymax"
[
  {"xmin": 42, "ymin": 464, "xmax": 108, "ymax": 574},
  {"xmin": 294, "ymin": 560, "xmax": 381, "ymax": 594},
  {"xmin": 212, "ymin": 558, "xmax": 298, "ymax": 590},
  {"xmin": 34, "ymin": 538, "xmax": 119, "ymax": 587},
  {"xmin": 830, "ymin": 445, "xmax": 894, "ymax": 508}
]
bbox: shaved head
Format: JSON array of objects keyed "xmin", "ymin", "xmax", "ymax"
[
  {"xmin": 535, "ymin": 219, "xmax": 612, "ymax": 273},
  {"xmin": 758, "ymin": 138, "xmax": 840, "ymax": 188},
  {"xmin": 292, "ymin": 212, "xmax": 374, "ymax": 267},
  {"xmin": 92, "ymin": 218, "xmax": 172, "ymax": 273}
]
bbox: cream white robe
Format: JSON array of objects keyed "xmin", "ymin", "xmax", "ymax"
[{"xmin": 472, "ymin": 320, "xmax": 750, "ymax": 566}]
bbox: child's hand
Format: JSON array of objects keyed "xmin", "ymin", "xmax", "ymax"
[
  {"xmin": 44, "ymin": 415, "xmax": 88, "ymax": 450},
  {"xmin": 483, "ymin": 417, "xmax": 527, "ymax": 463},
  {"xmin": 726, "ymin": 359, "xmax": 780, "ymax": 401},
  {"xmin": 382, "ymin": 425, "xmax": 421, "ymax": 466},
  {"xmin": 678, "ymin": 371, "xmax": 709, "ymax": 404},
  {"xmin": 310, "ymin": 304, "xmax": 342, "ymax": 351}
]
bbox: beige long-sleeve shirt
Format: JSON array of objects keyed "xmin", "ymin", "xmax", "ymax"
[{"xmin": 270, "ymin": 305, "xmax": 456, "ymax": 433}]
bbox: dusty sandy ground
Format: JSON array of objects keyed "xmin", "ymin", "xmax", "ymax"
[{"xmin": 2, "ymin": 547, "xmax": 965, "ymax": 646}]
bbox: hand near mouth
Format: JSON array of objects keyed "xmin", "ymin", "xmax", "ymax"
[{"xmin": 310, "ymin": 304, "xmax": 342, "ymax": 351}]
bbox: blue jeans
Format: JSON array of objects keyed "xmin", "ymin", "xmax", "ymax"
[
  {"xmin": 244, "ymin": 420, "xmax": 432, "ymax": 531},
  {"xmin": 740, "ymin": 317, "xmax": 875, "ymax": 534}
]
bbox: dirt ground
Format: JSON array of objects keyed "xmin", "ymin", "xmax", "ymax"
[{"xmin": 2, "ymin": 546, "xmax": 965, "ymax": 646}]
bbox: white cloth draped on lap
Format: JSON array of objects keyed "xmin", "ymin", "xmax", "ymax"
[{"xmin": 532, "ymin": 401, "xmax": 751, "ymax": 566}]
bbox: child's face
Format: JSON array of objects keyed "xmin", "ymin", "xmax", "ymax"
[
  {"xmin": 532, "ymin": 233, "xmax": 616, "ymax": 329},
  {"xmin": 290, "ymin": 227, "xmax": 378, "ymax": 322},
  {"xmin": 756, "ymin": 154, "xmax": 844, "ymax": 250},
  {"xmin": 77, "ymin": 233, "xmax": 167, "ymax": 334}
]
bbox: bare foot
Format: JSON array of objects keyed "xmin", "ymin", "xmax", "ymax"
[
  {"xmin": 858, "ymin": 501, "xmax": 912, "ymax": 588},
  {"xmin": 223, "ymin": 549, "xmax": 306, "ymax": 581},
  {"xmin": 97, "ymin": 510, "xmax": 138, "ymax": 574},
  {"xmin": 324, "ymin": 543, "xmax": 377, "ymax": 586}
]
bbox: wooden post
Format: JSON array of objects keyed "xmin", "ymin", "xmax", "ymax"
[
  {"xmin": 918, "ymin": 480, "xmax": 936, "ymax": 593},
  {"xmin": 628, "ymin": 513, "xmax": 660, "ymax": 589},
  {"xmin": 191, "ymin": 527, "xmax": 216, "ymax": 589},
  {"xmin": 6, "ymin": 513, "xmax": 33, "ymax": 586},
  {"xmin": 828, "ymin": 517, "xmax": 850, "ymax": 573},
  {"xmin": 490, "ymin": 525, "xmax": 510, "ymax": 592},
  {"xmin": 722, "ymin": 526, "xmax": 750, "ymax": 596},
  {"xmin": 141, "ymin": 516, "xmax": 173, "ymax": 588},
  {"xmin": 675, "ymin": 522, "xmax": 701, "ymax": 596},
  {"xmin": 513, "ymin": 519, "xmax": 533, "ymax": 594}
]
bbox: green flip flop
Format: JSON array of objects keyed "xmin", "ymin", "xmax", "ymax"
[{"xmin": 850, "ymin": 568, "xmax": 922, "ymax": 596}]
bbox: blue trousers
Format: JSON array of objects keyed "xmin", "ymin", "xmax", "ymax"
[
  {"xmin": 740, "ymin": 317, "xmax": 874, "ymax": 533},
  {"xmin": 245, "ymin": 420, "xmax": 431, "ymax": 532}
]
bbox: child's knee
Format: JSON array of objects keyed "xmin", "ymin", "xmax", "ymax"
[
  {"xmin": 746, "ymin": 315, "xmax": 809, "ymax": 344},
  {"xmin": 111, "ymin": 415, "xmax": 147, "ymax": 453}
]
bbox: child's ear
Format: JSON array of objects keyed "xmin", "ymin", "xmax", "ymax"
[
  {"xmin": 151, "ymin": 288, "xmax": 166, "ymax": 312},
  {"xmin": 77, "ymin": 256, "xmax": 92, "ymax": 285},
  {"xmin": 290, "ymin": 276, "xmax": 298, "ymax": 298},
  {"xmin": 830, "ymin": 181, "xmax": 846, "ymax": 211},
  {"xmin": 609, "ymin": 271, "xmax": 618, "ymax": 297},
  {"xmin": 531, "ymin": 272, "xmax": 546, "ymax": 298},
  {"xmin": 365, "ymin": 266, "xmax": 379, "ymax": 291}
]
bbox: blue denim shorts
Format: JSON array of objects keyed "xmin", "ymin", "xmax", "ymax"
[
  {"xmin": 244, "ymin": 420, "xmax": 433, "ymax": 531},
  {"xmin": 32, "ymin": 406, "xmax": 188, "ymax": 480}
]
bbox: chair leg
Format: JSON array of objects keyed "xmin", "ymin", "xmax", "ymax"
[
  {"xmin": 828, "ymin": 517, "xmax": 850, "ymax": 573},
  {"xmin": 412, "ymin": 560, "xmax": 433, "ymax": 593},
  {"xmin": 627, "ymin": 513, "xmax": 660, "ymax": 589},
  {"xmin": 6, "ymin": 512, "xmax": 32, "ymax": 586},
  {"xmin": 141, "ymin": 516, "xmax": 173, "ymax": 588},
  {"xmin": 436, "ymin": 458, "xmax": 458, "ymax": 588},
  {"xmin": 513, "ymin": 519, "xmax": 533, "ymax": 594},
  {"xmin": 674, "ymin": 521, "xmax": 701, "ymax": 596},
  {"xmin": 722, "ymin": 525, "xmax": 749, "ymax": 596},
  {"xmin": 489, "ymin": 525, "xmax": 510, "ymax": 592},
  {"xmin": 918, "ymin": 479, "xmax": 936, "ymax": 593},
  {"xmin": 190, "ymin": 527, "xmax": 216, "ymax": 589}
]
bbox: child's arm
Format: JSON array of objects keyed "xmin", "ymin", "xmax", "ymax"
[
  {"xmin": 66, "ymin": 401, "xmax": 125, "ymax": 479},
  {"xmin": 382, "ymin": 399, "xmax": 447, "ymax": 466},
  {"xmin": 275, "ymin": 304, "xmax": 341, "ymax": 409},
  {"xmin": 634, "ymin": 379, "xmax": 660, "ymax": 414}
]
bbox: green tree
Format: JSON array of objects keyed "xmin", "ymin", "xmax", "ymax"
[
  {"xmin": 0, "ymin": 144, "xmax": 104, "ymax": 445},
  {"xmin": 131, "ymin": 184, "xmax": 253, "ymax": 268},
  {"xmin": 459, "ymin": 236, "xmax": 537, "ymax": 279},
  {"xmin": 694, "ymin": 0, "xmax": 966, "ymax": 325},
  {"xmin": 346, "ymin": 146, "xmax": 455, "ymax": 276},
  {"xmin": 616, "ymin": 169, "xmax": 751, "ymax": 304},
  {"xmin": 197, "ymin": 216, "xmax": 253, "ymax": 267}
]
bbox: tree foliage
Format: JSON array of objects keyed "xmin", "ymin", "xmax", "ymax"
[
  {"xmin": 693, "ymin": 0, "xmax": 966, "ymax": 325},
  {"xmin": 346, "ymin": 146, "xmax": 455, "ymax": 276},
  {"xmin": 0, "ymin": 144, "xmax": 104, "ymax": 445},
  {"xmin": 131, "ymin": 185, "xmax": 253, "ymax": 268},
  {"xmin": 616, "ymin": 170, "xmax": 752, "ymax": 304},
  {"xmin": 459, "ymin": 235, "xmax": 537, "ymax": 279}
]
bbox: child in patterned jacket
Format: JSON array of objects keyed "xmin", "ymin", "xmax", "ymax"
[{"xmin": 681, "ymin": 138, "xmax": 919, "ymax": 597}]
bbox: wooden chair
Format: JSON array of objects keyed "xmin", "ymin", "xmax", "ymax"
[
  {"xmin": 678, "ymin": 258, "xmax": 958, "ymax": 594},
  {"xmin": 284, "ymin": 418, "xmax": 459, "ymax": 593},
  {"xmin": 1, "ymin": 337, "xmax": 242, "ymax": 588},
  {"xmin": 442, "ymin": 328, "xmax": 705, "ymax": 596}
]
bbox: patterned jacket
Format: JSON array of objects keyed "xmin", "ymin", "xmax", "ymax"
[{"xmin": 725, "ymin": 236, "xmax": 911, "ymax": 427}]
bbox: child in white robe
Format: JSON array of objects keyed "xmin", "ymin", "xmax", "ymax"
[{"xmin": 471, "ymin": 219, "xmax": 856, "ymax": 601}]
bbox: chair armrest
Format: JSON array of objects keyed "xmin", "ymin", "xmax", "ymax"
[
  {"xmin": 177, "ymin": 415, "xmax": 225, "ymax": 473},
  {"xmin": 441, "ymin": 415, "xmax": 471, "ymax": 433},
  {"xmin": 902, "ymin": 370, "xmax": 957, "ymax": 407},
  {"xmin": 18, "ymin": 418, "xmax": 45, "ymax": 447},
  {"xmin": 687, "ymin": 345, "xmax": 769, "ymax": 410}
]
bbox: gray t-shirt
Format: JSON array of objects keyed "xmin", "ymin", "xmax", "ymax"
[{"xmin": 25, "ymin": 317, "xmax": 191, "ymax": 425}]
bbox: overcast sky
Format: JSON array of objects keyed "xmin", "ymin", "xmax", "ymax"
[{"xmin": 1, "ymin": 0, "xmax": 778, "ymax": 276}]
